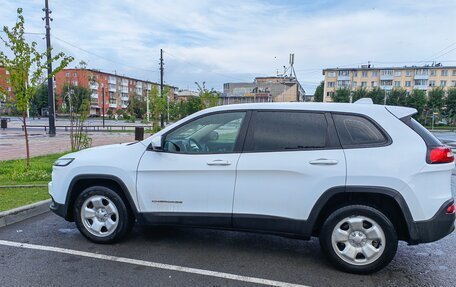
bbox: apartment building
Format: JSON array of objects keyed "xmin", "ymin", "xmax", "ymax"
[
  {"xmin": 0, "ymin": 67, "xmax": 13, "ymax": 113},
  {"xmin": 55, "ymin": 69, "xmax": 176, "ymax": 116},
  {"xmin": 221, "ymin": 76, "xmax": 305, "ymax": 105},
  {"xmin": 322, "ymin": 64, "xmax": 456, "ymax": 102}
]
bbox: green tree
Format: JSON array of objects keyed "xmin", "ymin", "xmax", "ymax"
[
  {"xmin": 127, "ymin": 95, "xmax": 146, "ymax": 120},
  {"xmin": 30, "ymin": 84, "xmax": 48, "ymax": 117},
  {"xmin": 196, "ymin": 82, "xmax": 220, "ymax": 108},
  {"xmin": 386, "ymin": 88, "xmax": 407, "ymax": 106},
  {"xmin": 446, "ymin": 88, "xmax": 456, "ymax": 125},
  {"xmin": 352, "ymin": 87, "xmax": 368, "ymax": 102},
  {"xmin": 313, "ymin": 81, "xmax": 324, "ymax": 102},
  {"xmin": 60, "ymin": 84, "xmax": 91, "ymax": 151},
  {"xmin": 428, "ymin": 87, "xmax": 445, "ymax": 112},
  {"xmin": 0, "ymin": 8, "xmax": 73, "ymax": 166},
  {"xmin": 408, "ymin": 89, "xmax": 427, "ymax": 122},
  {"xmin": 367, "ymin": 87, "xmax": 386, "ymax": 105},
  {"xmin": 148, "ymin": 85, "xmax": 167, "ymax": 128},
  {"xmin": 186, "ymin": 97, "xmax": 203, "ymax": 115},
  {"xmin": 333, "ymin": 88, "xmax": 350, "ymax": 103}
]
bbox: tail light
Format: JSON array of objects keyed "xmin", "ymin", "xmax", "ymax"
[
  {"xmin": 446, "ymin": 203, "xmax": 455, "ymax": 214},
  {"xmin": 428, "ymin": 146, "xmax": 454, "ymax": 164}
]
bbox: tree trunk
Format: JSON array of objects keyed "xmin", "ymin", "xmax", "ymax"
[{"xmin": 22, "ymin": 111, "xmax": 30, "ymax": 167}]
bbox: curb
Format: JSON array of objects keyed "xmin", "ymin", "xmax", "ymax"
[
  {"xmin": 0, "ymin": 199, "xmax": 51, "ymax": 228},
  {"xmin": 0, "ymin": 185, "xmax": 47, "ymax": 189}
]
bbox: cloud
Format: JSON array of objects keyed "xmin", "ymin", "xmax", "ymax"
[{"xmin": 1, "ymin": 0, "xmax": 456, "ymax": 93}]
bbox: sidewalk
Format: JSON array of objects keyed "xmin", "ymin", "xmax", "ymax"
[{"xmin": 0, "ymin": 130, "xmax": 138, "ymax": 161}]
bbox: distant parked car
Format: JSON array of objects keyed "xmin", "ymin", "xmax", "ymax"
[{"xmin": 49, "ymin": 99, "xmax": 455, "ymax": 274}]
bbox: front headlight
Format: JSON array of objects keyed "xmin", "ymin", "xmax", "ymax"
[{"xmin": 53, "ymin": 158, "xmax": 74, "ymax": 167}]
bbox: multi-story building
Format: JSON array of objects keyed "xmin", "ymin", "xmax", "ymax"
[
  {"xmin": 0, "ymin": 67, "xmax": 13, "ymax": 113},
  {"xmin": 322, "ymin": 64, "xmax": 456, "ymax": 102},
  {"xmin": 221, "ymin": 76, "xmax": 305, "ymax": 105},
  {"xmin": 55, "ymin": 69, "xmax": 176, "ymax": 116}
]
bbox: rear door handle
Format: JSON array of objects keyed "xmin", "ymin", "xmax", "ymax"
[
  {"xmin": 309, "ymin": 158, "xmax": 338, "ymax": 165},
  {"xmin": 207, "ymin": 160, "xmax": 232, "ymax": 166}
]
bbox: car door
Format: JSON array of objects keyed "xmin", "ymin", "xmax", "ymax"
[
  {"xmin": 232, "ymin": 110, "xmax": 346, "ymax": 234},
  {"xmin": 137, "ymin": 111, "xmax": 249, "ymax": 227}
]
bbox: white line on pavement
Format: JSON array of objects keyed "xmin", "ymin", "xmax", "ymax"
[{"xmin": 0, "ymin": 239, "xmax": 310, "ymax": 287}]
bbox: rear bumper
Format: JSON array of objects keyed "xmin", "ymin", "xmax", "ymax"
[{"xmin": 409, "ymin": 199, "xmax": 455, "ymax": 244}]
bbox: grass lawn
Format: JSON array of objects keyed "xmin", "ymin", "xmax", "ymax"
[
  {"xmin": 0, "ymin": 153, "xmax": 68, "ymax": 211},
  {"xmin": 0, "ymin": 187, "xmax": 49, "ymax": 212},
  {"xmin": 0, "ymin": 152, "xmax": 67, "ymax": 186}
]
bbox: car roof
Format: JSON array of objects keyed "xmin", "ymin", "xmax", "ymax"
[{"xmin": 199, "ymin": 102, "xmax": 416, "ymax": 118}]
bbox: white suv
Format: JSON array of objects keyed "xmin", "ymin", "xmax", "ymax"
[{"xmin": 49, "ymin": 101, "xmax": 455, "ymax": 274}]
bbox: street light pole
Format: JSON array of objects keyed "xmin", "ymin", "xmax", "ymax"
[
  {"xmin": 101, "ymin": 84, "xmax": 105, "ymax": 128},
  {"xmin": 43, "ymin": 0, "xmax": 56, "ymax": 137}
]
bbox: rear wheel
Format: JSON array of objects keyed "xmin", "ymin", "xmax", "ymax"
[
  {"xmin": 319, "ymin": 205, "xmax": 398, "ymax": 274},
  {"xmin": 74, "ymin": 186, "xmax": 133, "ymax": 243}
]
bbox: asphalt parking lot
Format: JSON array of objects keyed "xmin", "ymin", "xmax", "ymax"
[{"xmin": 0, "ymin": 205, "xmax": 455, "ymax": 287}]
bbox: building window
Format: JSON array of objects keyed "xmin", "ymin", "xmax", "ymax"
[
  {"xmin": 441, "ymin": 70, "xmax": 449, "ymax": 76},
  {"xmin": 415, "ymin": 69, "xmax": 428, "ymax": 75},
  {"xmin": 452, "ymin": 70, "xmax": 456, "ymax": 76},
  {"xmin": 361, "ymin": 81, "xmax": 367, "ymax": 87},
  {"xmin": 381, "ymin": 70, "xmax": 393, "ymax": 76},
  {"xmin": 65, "ymin": 72, "xmax": 70, "ymax": 77},
  {"xmin": 440, "ymin": 80, "xmax": 447, "ymax": 87},
  {"xmin": 72, "ymin": 81, "xmax": 78, "ymax": 86},
  {"xmin": 371, "ymin": 81, "xmax": 378, "ymax": 87},
  {"xmin": 405, "ymin": 81, "xmax": 411, "ymax": 87},
  {"xmin": 327, "ymin": 82, "xmax": 335, "ymax": 87},
  {"xmin": 414, "ymin": 79, "xmax": 427, "ymax": 86},
  {"xmin": 380, "ymin": 80, "xmax": 392, "ymax": 86},
  {"xmin": 394, "ymin": 81, "xmax": 401, "ymax": 87},
  {"xmin": 405, "ymin": 70, "xmax": 412, "ymax": 76},
  {"xmin": 430, "ymin": 70, "xmax": 436, "ymax": 76},
  {"xmin": 327, "ymin": 91, "xmax": 334, "ymax": 98},
  {"xmin": 73, "ymin": 72, "xmax": 77, "ymax": 77},
  {"xmin": 371, "ymin": 71, "xmax": 379, "ymax": 77},
  {"xmin": 429, "ymin": 81, "xmax": 436, "ymax": 87},
  {"xmin": 452, "ymin": 81, "xmax": 456, "ymax": 87},
  {"xmin": 394, "ymin": 71, "xmax": 401, "ymax": 77},
  {"xmin": 362, "ymin": 71, "xmax": 368, "ymax": 77},
  {"xmin": 338, "ymin": 70, "xmax": 349, "ymax": 76},
  {"xmin": 352, "ymin": 81, "xmax": 357, "ymax": 87},
  {"xmin": 353, "ymin": 71, "xmax": 358, "ymax": 77},
  {"xmin": 5, "ymin": 70, "xmax": 10, "ymax": 75},
  {"xmin": 337, "ymin": 80, "xmax": 350, "ymax": 87}
]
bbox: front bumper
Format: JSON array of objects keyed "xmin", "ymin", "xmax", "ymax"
[
  {"xmin": 409, "ymin": 199, "xmax": 455, "ymax": 244},
  {"xmin": 49, "ymin": 196, "xmax": 67, "ymax": 219}
]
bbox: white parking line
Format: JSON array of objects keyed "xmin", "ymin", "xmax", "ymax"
[{"xmin": 0, "ymin": 239, "xmax": 310, "ymax": 287}]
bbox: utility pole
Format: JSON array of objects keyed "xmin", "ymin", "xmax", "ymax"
[
  {"xmin": 101, "ymin": 84, "xmax": 105, "ymax": 128},
  {"xmin": 160, "ymin": 49, "xmax": 164, "ymax": 128},
  {"xmin": 43, "ymin": 0, "xmax": 56, "ymax": 137}
]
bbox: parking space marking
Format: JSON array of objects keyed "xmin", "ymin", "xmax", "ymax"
[{"xmin": 0, "ymin": 239, "xmax": 310, "ymax": 287}]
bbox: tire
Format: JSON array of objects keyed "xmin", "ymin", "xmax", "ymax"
[
  {"xmin": 319, "ymin": 205, "xmax": 398, "ymax": 274},
  {"xmin": 74, "ymin": 186, "xmax": 133, "ymax": 244}
]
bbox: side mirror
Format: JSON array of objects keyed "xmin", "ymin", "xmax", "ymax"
[{"xmin": 150, "ymin": 136, "xmax": 163, "ymax": 151}]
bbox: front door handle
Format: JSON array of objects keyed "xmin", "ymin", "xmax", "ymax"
[
  {"xmin": 207, "ymin": 160, "xmax": 232, "ymax": 166},
  {"xmin": 309, "ymin": 158, "xmax": 338, "ymax": 165}
]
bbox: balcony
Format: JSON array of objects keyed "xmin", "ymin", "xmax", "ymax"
[
  {"xmin": 380, "ymin": 75, "xmax": 393, "ymax": 80},
  {"xmin": 121, "ymin": 86, "xmax": 128, "ymax": 93},
  {"xmin": 414, "ymin": 74, "xmax": 429, "ymax": 80},
  {"xmin": 109, "ymin": 103, "xmax": 117, "ymax": 108},
  {"xmin": 136, "ymin": 81, "xmax": 143, "ymax": 88},
  {"xmin": 91, "ymin": 93, "xmax": 98, "ymax": 99},
  {"xmin": 414, "ymin": 85, "xmax": 428, "ymax": 90},
  {"xmin": 108, "ymin": 86, "xmax": 116, "ymax": 92},
  {"xmin": 121, "ymin": 104, "xmax": 127, "ymax": 109},
  {"xmin": 89, "ymin": 83, "xmax": 99, "ymax": 90},
  {"xmin": 380, "ymin": 85, "xmax": 393, "ymax": 90},
  {"xmin": 108, "ymin": 76, "xmax": 116, "ymax": 84},
  {"xmin": 337, "ymin": 75, "xmax": 350, "ymax": 81},
  {"xmin": 121, "ymin": 96, "xmax": 129, "ymax": 101}
]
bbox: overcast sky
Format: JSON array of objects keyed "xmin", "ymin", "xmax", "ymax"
[{"xmin": 1, "ymin": 0, "xmax": 456, "ymax": 94}]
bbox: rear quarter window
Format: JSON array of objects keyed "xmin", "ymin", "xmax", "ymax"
[{"xmin": 333, "ymin": 114, "xmax": 389, "ymax": 148}]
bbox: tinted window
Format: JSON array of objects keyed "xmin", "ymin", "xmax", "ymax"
[
  {"xmin": 164, "ymin": 112, "xmax": 245, "ymax": 153},
  {"xmin": 333, "ymin": 114, "xmax": 387, "ymax": 146},
  {"xmin": 401, "ymin": 116, "xmax": 441, "ymax": 146},
  {"xmin": 249, "ymin": 111, "xmax": 327, "ymax": 152}
]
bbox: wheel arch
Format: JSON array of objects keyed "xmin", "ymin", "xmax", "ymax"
[
  {"xmin": 63, "ymin": 174, "xmax": 139, "ymax": 222},
  {"xmin": 306, "ymin": 186, "xmax": 419, "ymax": 243}
]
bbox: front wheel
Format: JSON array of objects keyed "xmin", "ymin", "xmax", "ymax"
[
  {"xmin": 74, "ymin": 186, "xmax": 133, "ymax": 243},
  {"xmin": 319, "ymin": 205, "xmax": 398, "ymax": 274}
]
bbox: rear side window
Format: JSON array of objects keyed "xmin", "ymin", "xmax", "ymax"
[
  {"xmin": 333, "ymin": 114, "xmax": 388, "ymax": 147},
  {"xmin": 247, "ymin": 111, "xmax": 327, "ymax": 152}
]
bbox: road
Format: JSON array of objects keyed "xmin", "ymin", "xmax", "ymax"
[{"xmin": 1, "ymin": 196, "xmax": 456, "ymax": 286}]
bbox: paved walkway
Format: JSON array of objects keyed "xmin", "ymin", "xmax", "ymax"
[{"xmin": 0, "ymin": 130, "xmax": 140, "ymax": 161}]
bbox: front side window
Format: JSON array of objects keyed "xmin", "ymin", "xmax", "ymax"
[
  {"xmin": 247, "ymin": 111, "xmax": 327, "ymax": 152},
  {"xmin": 164, "ymin": 112, "xmax": 246, "ymax": 154},
  {"xmin": 333, "ymin": 114, "xmax": 388, "ymax": 147}
]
